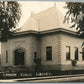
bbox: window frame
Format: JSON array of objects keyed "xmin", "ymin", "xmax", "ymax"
[
  {"xmin": 74, "ymin": 47, "xmax": 79, "ymax": 61},
  {"xmin": 34, "ymin": 52, "xmax": 37, "ymax": 58},
  {"xmin": 6, "ymin": 50, "xmax": 8, "ymax": 63},
  {"xmin": 46, "ymin": 46, "xmax": 52, "ymax": 61},
  {"xmin": 82, "ymin": 48, "xmax": 84, "ymax": 61},
  {"xmin": 66, "ymin": 46, "xmax": 70, "ymax": 60}
]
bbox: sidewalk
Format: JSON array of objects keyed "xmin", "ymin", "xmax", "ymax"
[{"xmin": 0, "ymin": 74, "xmax": 84, "ymax": 82}]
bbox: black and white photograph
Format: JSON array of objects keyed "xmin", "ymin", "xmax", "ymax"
[{"xmin": 0, "ymin": 1, "xmax": 84, "ymax": 82}]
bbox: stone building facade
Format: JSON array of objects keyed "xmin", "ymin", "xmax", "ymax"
[{"xmin": 1, "ymin": 5, "xmax": 84, "ymax": 72}]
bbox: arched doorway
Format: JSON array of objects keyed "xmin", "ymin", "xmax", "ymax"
[{"xmin": 14, "ymin": 48, "xmax": 25, "ymax": 65}]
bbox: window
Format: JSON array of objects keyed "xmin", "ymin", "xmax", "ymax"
[
  {"xmin": 6, "ymin": 51, "xmax": 8, "ymax": 63},
  {"xmin": 46, "ymin": 46, "xmax": 52, "ymax": 61},
  {"xmin": 75, "ymin": 47, "xmax": 78, "ymax": 60},
  {"xmin": 34, "ymin": 52, "xmax": 37, "ymax": 58},
  {"xmin": 66, "ymin": 46, "xmax": 70, "ymax": 60},
  {"xmin": 82, "ymin": 48, "xmax": 84, "ymax": 60}
]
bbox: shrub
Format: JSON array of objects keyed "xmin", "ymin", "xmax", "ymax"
[{"xmin": 71, "ymin": 60, "xmax": 77, "ymax": 66}]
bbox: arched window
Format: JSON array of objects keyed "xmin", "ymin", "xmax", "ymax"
[{"xmin": 14, "ymin": 48, "xmax": 25, "ymax": 65}]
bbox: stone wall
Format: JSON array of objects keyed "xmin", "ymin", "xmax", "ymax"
[
  {"xmin": 1, "ymin": 34, "xmax": 39, "ymax": 67},
  {"xmin": 40, "ymin": 33, "xmax": 61, "ymax": 66}
]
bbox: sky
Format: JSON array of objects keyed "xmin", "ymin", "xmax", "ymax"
[{"xmin": 18, "ymin": 1, "xmax": 67, "ymax": 28}]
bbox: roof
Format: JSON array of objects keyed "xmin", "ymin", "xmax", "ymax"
[
  {"xmin": 20, "ymin": 5, "xmax": 76, "ymax": 32},
  {"xmin": 13, "ymin": 28, "xmax": 79, "ymax": 38}
]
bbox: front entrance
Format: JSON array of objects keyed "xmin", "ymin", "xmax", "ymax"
[{"xmin": 14, "ymin": 48, "xmax": 25, "ymax": 65}]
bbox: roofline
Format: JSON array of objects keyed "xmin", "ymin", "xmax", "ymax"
[
  {"xmin": 13, "ymin": 30, "xmax": 39, "ymax": 36},
  {"xmin": 40, "ymin": 28, "xmax": 76, "ymax": 35},
  {"xmin": 13, "ymin": 28, "xmax": 78, "ymax": 37}
]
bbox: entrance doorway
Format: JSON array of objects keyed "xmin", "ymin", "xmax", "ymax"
[{"xmin": 14, "ymin": 48, "xmax": 25, "ymax": 65}]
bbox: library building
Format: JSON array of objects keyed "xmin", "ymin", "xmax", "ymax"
[{"xmin": 1, "ymin": 4, "xmax": 84, "ymax": 72}]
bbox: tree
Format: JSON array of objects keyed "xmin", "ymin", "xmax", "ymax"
[
  {"xmin": 64, "ymin": 2, "xmax": 84, "ymax": 37},
  {"xmin": 0, "ymin": 1, "xmax": 21, "ymax": 41}
]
